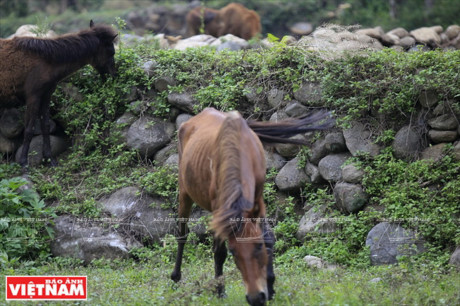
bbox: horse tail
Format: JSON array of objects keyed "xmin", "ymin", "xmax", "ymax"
[
  {"xmin": 247, "ymin": 109, "xmax": 334, "ymax": 144},
  {"xmin": 210, "ymin": 112, "xmax": 252, "ymax": 239}
]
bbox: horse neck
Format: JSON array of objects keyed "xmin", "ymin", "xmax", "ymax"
[
  {"xmin": 215, "ymin": 115, "xmax": 244, "ymax": 210},
  {"xmin": 210, "ymin": 115, "xmax": 246, "ymax": 239}
]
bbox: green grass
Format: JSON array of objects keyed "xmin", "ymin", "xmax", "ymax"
[{"xmin": 1, "ymin": 249, "xmax": 459, "ymax": 305}]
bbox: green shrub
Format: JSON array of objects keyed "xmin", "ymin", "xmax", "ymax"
[{"xmin": 0, "ymin": 177, "xmax": 56, "ymax": 265}]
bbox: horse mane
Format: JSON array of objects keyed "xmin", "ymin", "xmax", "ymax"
[
  {"xmin": 210, "ymin": 113, "xmax": 253, "ymax": 239},
  {"xmin": 13, "ymin": 24, "xmax": 117, "ymax": 64}
]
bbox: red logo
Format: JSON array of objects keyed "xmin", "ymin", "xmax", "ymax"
[{"xmin": 5, "ymin": 276, "xmax": 87, "ymax": 300}]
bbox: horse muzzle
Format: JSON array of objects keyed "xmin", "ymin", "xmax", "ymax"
[{"xmin": 246, "ymin": 291, "xmax": 267, "ymax": 306}]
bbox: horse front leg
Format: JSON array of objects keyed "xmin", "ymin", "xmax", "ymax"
[
  {"xmin": 263, "ymin": 222, "xmax": 276, "ymax": 300},
  {"xmin": 213, "ymin": 237, "xmax": 227, "ymax": 297},
  {"xmin": 171, "ymin": 192, "xmax": 193, "ymax": 283}
]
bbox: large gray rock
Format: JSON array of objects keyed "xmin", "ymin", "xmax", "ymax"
[
  {"xmin": 275, "ymin": 157, "xmax": 309, "ymax": 191},
  {"xmin": 114, "ymin": 112, "xmax": 138, "ymax": 141},
  {"xmin": 366, "ymin": 222, "xmax": 426, "ymax": 265},
  {"xmin": 428, "ymin": 130, "xmax": 458, "ymax": 143},
  {"xmin": 142, "ymin": 60, "xmax": 157, "ymax": 78},
  {"xmin": 419, "ymin": 90, "xmax": 438, "ymax": 108},
  {"xmin": 392, "ymin": 126, "xmax": 423, "ymax": 161},
  {"xmin": 310, "ymin": 132, "xmax": 347, "ymax": 164},
  {"xmin": 324, "ymin": 132, "xmax": 347, "ymax": 153},
  {"xmin": 454, "ymin": 141, "xmax": 460, "ymax": 161},
  {"xmin": 284, "ymin": 101, "xmax": 309, "ymax": 117},
  {"xmin": 388, "ymin": 27, "xmax": 409, "ymax": 38},
  {"xmin": 296, "ymin": 205, "xmax": 337, "ymax": 241},
  {"xmin": 216, "ymin": 41, "xmax": 243, "ymax": 52},
  {"xmin": 432, "ymin": 101, "xmax": 459, "ymax": 116},
  {"xmin": 264, "ymin": 149, "xmax": 286, "ymax": 171},
  {"xmin": 420, "ymin": 143, "xmax": 447, "ymax": 161},
  {"xmin": 100, "ymin": 187, "xmax": 140, "ymax": 217},
  {"xmin": 293, "ymin": 83, "xmax": 322, "ymax": 105},
  {"xmin": 274, "ymin": 134, "xmax": 305, "ymax": 158},
  {"xmin": 173, "ymin": 34, "xmax": 216, "ymax": 50},
  {"xmin": 334, "ymin": 182, "xmax": 368, "ymax": 213},
  {"xmin": 399, "ymin": 36, "xmax": 416, "ymax": 49},
  {"xmin": 126, "ymin": 116, "xmax": 175, "ymax": 158},
  {"xmin": 175, "ymin": 113, "xmax": 193, "ymax": 130},
  {"xmin": 51, "ymin": 215, "xmax": 141, "ymax": 264},
  {"xmin": 167, "ymin": 92, "xmax": 198, "ymax": 112},
  {"xmin": 342, "ymin": 163, "xmax": 365, "ymax": 184},
  {"xmin": 449, "ymin": 246, "xmax": 460, "ymax": 267},
  {"xmin": 428, "ymin": 114, "xmax": 459, "ymax": 130},
  {"xmin": 0, "ymin": 133, "xmax": 19, "ymax": 154},
  {"xmin": 289, "ymin": 22, "xmax": 313, "ymax": 36},
  {"xmin": 267, "ymin": 88, "xmax": 286, "ymax": 109},
  {"xmin": 154, "ymin": 75, "xmax": 176, "ymax": 92},
  {"xmin": 125, "ymin": 198, "xmax": 176, "ymax": 243},
  {"xmin": 100, "ymin": 186, "xmax": 175, "ymax": 243},
  {"xmin": 356, "ymin": 27, "xmax": 383, "ymax": 40},
  {"xmin": 410, "ymin": 27, "xmax": 441, "ymax": 46},
  {"xmin": 164, "ymin": 153, "xmax": 179, "ymax": 168},
  {"xmin": 100, "ymin": 186, "xmax": 209, "ymax": 242},
  {"xmin": 303, "ymin": 255, "xmax": 337, "ymax": 270},
  {"xmin": 445, "ymin": 25, "xmax": 460, "ymax": 40},
  {"xmin": 210, "ymin": 34, "xmax": 249, "ymax": 49},
  {"xmin": 0, "ymin": 108, "xmax": 23, "ymax": 138},
  {"xmin": 15, "ymin": 135, "xmax": 69, "ymax": 166},
  {"xmin": 318, "ymin": 153, "xmax": 352, "ymax": 182},
  {"xmin": 343, "ymin": 122, "xmax": 381, "ymax": 157},
  {"xmin": 269, "ymin": 110, "xmax": 289, "ymax": 122},
  {"xmin": 154, "ymin": 142, "xmax": 177, "ymax": 165},
  {"xmin": 305, "ymin": 162, "xmax": 325, "ymax": 184}
]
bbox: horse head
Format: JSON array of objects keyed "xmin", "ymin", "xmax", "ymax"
[
  {"xmin": 89, "ymin": 20, "xmax": 118, "ymax": 78},
  {"xmin": 228, "ymin": 215, "xmax": 269, "ymax": 306}
]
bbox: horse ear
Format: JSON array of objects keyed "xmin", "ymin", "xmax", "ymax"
[{"xmin": 90, "ymin": 20, "xmax": 95, "ymax": 28}]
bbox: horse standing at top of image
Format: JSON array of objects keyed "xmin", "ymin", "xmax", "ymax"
[
  {"xmin": 186, "ymin": 3, "xmax": 261, "ymax": 40},
  {"xmin": 0, "ymin": 20, "xmax": 118, "ymax": 168},
  {"xmin": 171, "ymin": 107, "xmax": 334, "ymax": 305}
]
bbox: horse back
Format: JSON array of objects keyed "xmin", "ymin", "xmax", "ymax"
[
  {"xmin": 178, "ymin": 108, "xmax": 226, "ymax": 211},
  {"xmin": 178, "ymin": 108, "xmax": 266, "ymax": 212},
  {"xmin": 0, "ymin": 39, "xmax": 41, "ymax": 100}
]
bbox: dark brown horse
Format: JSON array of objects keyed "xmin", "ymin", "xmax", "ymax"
[
  {"xmin": 171, "ymin": 107, "xmax": 333, "ymax": 305},
  {"xmin": 0, "ymin": 20, "xmax": 118, "ymax": 167}
]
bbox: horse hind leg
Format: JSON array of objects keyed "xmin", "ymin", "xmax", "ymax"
[
  {"xmin": 39, "ymin": 89, "xmax": 57, "ymax": 166},
  {"xmin": 19, "ymin": 95, "xmax": 41, "ymax": 168},
  {"xmin": 213, "ymin": 237, "xmax": 227, "ymax": 298},
  {"xmin": 171, "ymin": 192, "xmax": 193, "ymax": 283}
]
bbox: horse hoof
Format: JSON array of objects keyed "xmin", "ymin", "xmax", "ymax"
[
  {"xmin": 170, "ymin": 271, "xmax": 181, "ymax": 283},
  {"xmin": 268, "ymin": 289, "xmax": 275, "ymax": 300}
]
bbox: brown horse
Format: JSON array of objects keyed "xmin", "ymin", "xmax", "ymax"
[
  {"xmin": 171, "ymin": 108, "xmax": 333, "ymax": 305},
  {"xmin": 186, "ymin": 3, "xmax": 261, "ymax": 40},
  {"xmin": 0, "ymin": 20, "xmax": 118, "ymax": 167}
]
